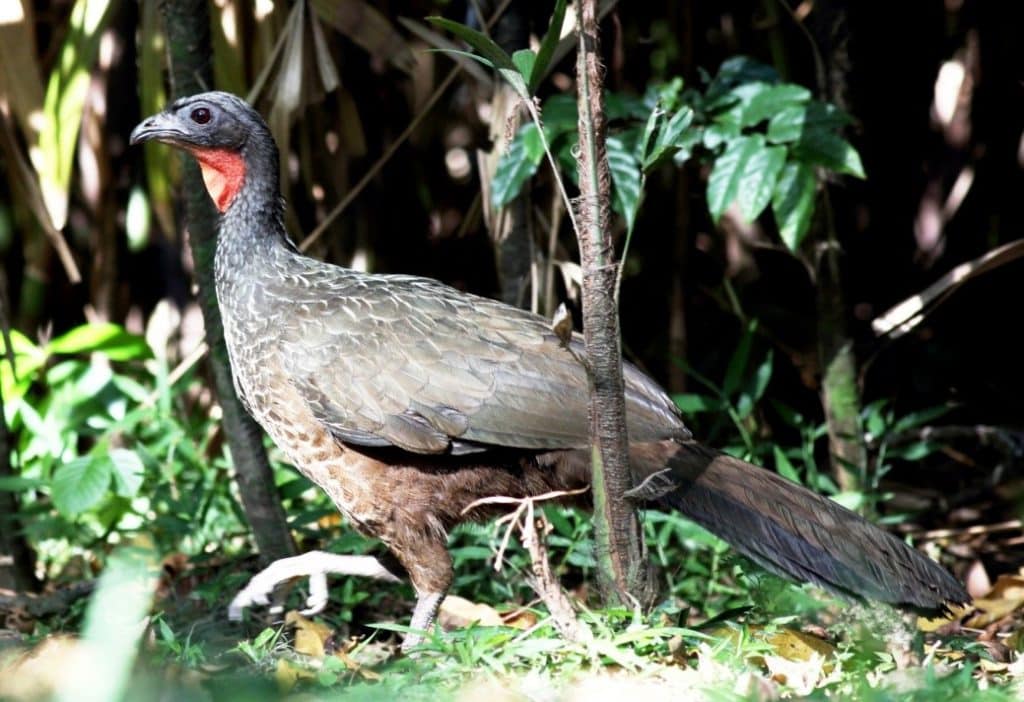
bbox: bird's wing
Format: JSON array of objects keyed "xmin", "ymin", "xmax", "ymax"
[{"xmin": 275, "ymin": 271, "xmax": 687, "ymax": 454}]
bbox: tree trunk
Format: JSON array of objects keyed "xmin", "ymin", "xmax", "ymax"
[
  {"xmin": 0, "ymin": 271, "xmax": 39, "ymax": 592},
  {"xmin": 809, "ymin": 0, "xmax": 868, "ymax": 495},
  {"xmin": 575, "ymin": 0, "xmax": 652, "ymax": 605},
  {"xmin": 159, "ymin": 0, "xmax": 296, "ymax": 562},
  {"xmin": 474, "ymin": 0, "xmax": 535, "ymax": 309}
]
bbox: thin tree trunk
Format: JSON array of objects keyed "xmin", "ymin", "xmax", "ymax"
[
  {"xmin": 159, "ymin": 0, "xmax": 296, "ymax": 561},
  {"xmin": 0, "ymin": 270, "xmax": 39, "ymax": 592},
  {"xmin": 475, "ymin": 0, "xmax": 534, "ymax": 309},
  {"xmin": 809, "ymin": 0, "xmax": 868, "ymax": 494},
  {"xmin": 575, "ymin": 0, "xmax": 651, "ymax": 605}
]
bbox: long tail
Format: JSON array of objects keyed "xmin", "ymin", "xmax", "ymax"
[{"xmin": 628, "ymin": 441, "xmax": 969, "ymax": 611}]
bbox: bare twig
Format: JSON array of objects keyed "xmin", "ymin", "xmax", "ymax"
[{"xmin": 462, "ymin": 489, "xmax": 592, "ymax": 642}]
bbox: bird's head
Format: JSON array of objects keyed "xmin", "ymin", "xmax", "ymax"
[{"xmin": 130, "ymin": 91, "xmax": 274, "ymax": 213}]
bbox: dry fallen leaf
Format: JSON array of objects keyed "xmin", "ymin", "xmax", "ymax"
[
  {"xmin": 765, "ymin": 629, "xmax": 836, "ymax": 663},
  {"xmin": 285, "ymin": 610, "xmax": 333, "ymax": 659},
  {"xmin": 966, "ymin": 575, "xmax": 1024, "ymax": 628},
  {"xmin": 918, "ymin": 603, "xmax": 970, "ymax": 632},
  {"xmin": 438, "ymin": 595, "xmax": 504, "ymax": 629}
]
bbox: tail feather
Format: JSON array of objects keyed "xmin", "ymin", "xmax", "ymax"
[{"xmin": 632, "ymin": 441, "xmax": 968, "ymax": 611}]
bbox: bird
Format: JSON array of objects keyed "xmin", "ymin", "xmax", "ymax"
[{"xmin": 130, "ymin": 91, "xmax": 968, "ymax": 650}]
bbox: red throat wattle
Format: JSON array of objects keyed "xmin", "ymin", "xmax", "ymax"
[{"xmin": 189, "ymin": 148, "xmax": 246, "ymax": 212}]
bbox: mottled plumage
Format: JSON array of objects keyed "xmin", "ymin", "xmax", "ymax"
[{"xmin": 131, "ymin": 92, "xmax": 968, "ymax": 650}]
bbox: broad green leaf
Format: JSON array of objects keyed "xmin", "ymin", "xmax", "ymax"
[
  {"xmin": 491, "ymin": 128, "xmax": 543, "ymax": 209},
  {"xmin": 109, "ymin": 449, "xmax": 145, "ymax": 498},
  {"xmin": 702, "ymin": 120, "xmax": 740, "ymax": 151},
  {"xmin": 48, "ymin": 323, "xmax": 152, "ymax": 361},
  {"xmin": 605, "ymin": 92, "xmax": 648, "ymax": 121},
  {"xmin": 708, "ymin": 80, "xmax": 773, "ymax": 119},
  {"xmin": 37, "ymin": 0, "xmax": 117, "ymax": 229},
  {"xmin": 659, "ymin": 106, "xmax": 695, "ymax": 149},
  {"xmin": 52, "ymin": 456, "xmax": 112, "ymax": 515},
  {"xmin": 651, "ymin": 77, "xmax": 685, "ymax": 112},
  {"xmin": 737, "ymin": 142, "xmax": 786, "ymax": 221},
  {"xmin": 772, "ymin": 161, "xmax": 817, "ymax": 250},
  {"xmin": 0, "ymin": 476, "xmax": 44, "ymax": 491},
  {"xmin": 528, "ymin": 0, "xmax": 567, "ymax": 92},
  {"xmin": 607, "ymin": 134, "xmax": 642, "ymax": 232},
  {"xmin": 792, "ymin": 129, "xmax": 865, "ymax": 178},
  {"xmin": 672, "ymin": 394, "xmax": 723, "ymax": 413},
  {"xmin": 540, "ymin": 94, "xmax": 578, "ymax": 135},
  {"xmin": 521, "ymin": 121, "xmax": 545, "ymax": 162},
  {"xmin": 643, "ymin": 106, "xmax": 695, "ymax": 170},
  {"xmin": 743, "ymin": 84, "xmax": 812, "ymax": 127},
  {"xmin": 707, "ymin": 134, "xmax": 772, "ymax": 222},
  {"xmin": 767, "ymin": 102, "xmax": 853, "ymax": 143},
  {"xmin": 511, "ymin": 49, "xmax": 536, "ymax": 83},
  {"xmin": 705, "ymin": 56, "xmax": 778, "ymax": 102}
]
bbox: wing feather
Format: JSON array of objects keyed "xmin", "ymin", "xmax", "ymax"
[{"xmin": 275, "ymin": 267, "xmax": 689, "ymax": 453}]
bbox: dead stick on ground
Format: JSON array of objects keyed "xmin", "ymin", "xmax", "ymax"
[{"xmin": 462, "ymin": 489, "xmax": 592, "ymax": 643}]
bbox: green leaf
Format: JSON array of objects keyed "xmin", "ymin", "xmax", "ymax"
[
  {"xmin": 735, "ymin": 348, "xmax": 773, "ymax": 420},
  {"xmin": 607, "ymin": 134, "xmax": 643, "ymax": 232},
  {"xmin": 750, "ymin": 349, "xmax": 774, "ymax": 403},
  {"xmin": 540, "ymin": 94, "xmax": 578, "ymax": 135},
  {"xmin": 723, "ymin": 321, "xmax": 757, "ymax": 397},
  {"xmin": 791, "ymin": 129, "xmax": 865, "ymax": 178},
  {"xmin": 48, "ymin": 323, "xmax": 152, "ymax": 361},
  {"xmin": 37, "ymin": 0, "xmax": 117, "ymax": 229},
  {"xmin": 737, "ymin": 142, "xmax": 786, "ymax": 221},
  {"xmin": 109, "ymin": 449, "xmax": 145, "ymax": 498},
  {"xmin": 743, "ymin": 84, "xmax": 812, "ymax": 127},
  {"xmin": 766, "ymin": 102, "xmax": 853, "ymax": 143},
  {"xmin": 773, "ymin": 446, "xmax": 801, "ymax": 484},
  {"xmin": 891, "ymin": 403, "xmax": 954, "ymax": 434},
  {"xmin": 672, "ymin": 394, "xmax": 723, "ymax": 413},
  {"xmin": 640, "ymin": 106, "xmax": 664, "ymax": 165},
  {"xmin": 529, "ymin": 0, "xmax": 567, "ymax": 92},
  {"xmin": 511, "ymin": 49, "xmax": 536, "ymax": 83},
  {"xmin": 643, "ymin": 106, "xmax": 695, "ymax": 170},
  {"xmin": 426, "ymin": 16, "xmax": 528, "ymax": 97},
  {"xmin": 52, "ymin": 456, "xmax": 112, "ymax": 515},
  {"xmin": 0, "ymin": 476, "xmax": 44, "ymax": 492},
  {"xmin": 491, "ymin": 127, "xmax": 543, "ymax": 209},
  {"xmin": 772, "ymin": 161, "xmax": 817, "ymax": 250},
  {"xmin": 706, "ymin": 56, "xmax": 778, "ymax": 102},
  {"xmin": 521, "ymin": 121, "xmax": 545, "ymax": 162},
  {"xmin": 702, "ymin": 121, "xmax": 739, "ymax": 151},
  {"xmin": 890, "ymin": 441, "xmax": 938, "ymax": 461},
  {"xmin": 707, "ymin": 134, "xmax": 782, "ymax": 222}
]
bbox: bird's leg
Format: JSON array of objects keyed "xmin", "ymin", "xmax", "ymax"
[
  {"xmin": 391, "ymin": 536, "xmax": 454, "ymax": 653},
  {"xmin": 228, "ymin": 551, "xmax": 402, "ymax": 621},
  {"xmin": 402, "ymin": 591, "xmax": 447, "ymax": 651}
]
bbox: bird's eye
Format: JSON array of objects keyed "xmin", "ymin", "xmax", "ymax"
[{"xmin": 191, "ymin": 107, "xmax": 212, "ymax": 124}]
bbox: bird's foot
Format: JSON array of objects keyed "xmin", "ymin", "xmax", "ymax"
[
  {"xmin": 228, "ymin": 551, "xmax": 402, "ymax": 621},
  {"xmin": 399, "ymin": 591, "xmax": 446, "ymax": 654}
]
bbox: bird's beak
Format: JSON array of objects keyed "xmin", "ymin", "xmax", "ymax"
[{"xmin": 129, "ymin": 112, "xmax": 186, "ymax": 147}]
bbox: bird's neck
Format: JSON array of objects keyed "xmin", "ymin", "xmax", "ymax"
[{"xmin": 213, "ymin": 147, "xmax": 298, "ymax": 295}]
